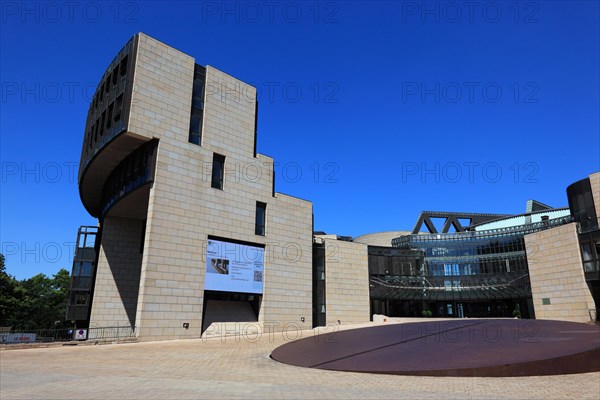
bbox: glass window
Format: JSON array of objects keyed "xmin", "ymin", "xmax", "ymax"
[
  {"xmin": 106, "ymin": 103, "xmax": 113, "ymax": 130},
  {"xmin": 211, "ymin": 153, "xmax": 225, "ymax": 189},
  {"xmin": 255, "ymin": 201, "xmax": 266, "ymax": 236},
  {"xmin": 114, "ymin": 94, "xmax": 123, "ymax": 122},
  {"xmin": 189, "ymin": 109, "xmax": 202, "ymax": 145},
  {"xmin": 188, "ymin": 65, "xmax": 206, "ymax": 145},
  {"xmin": 192, "ymin": 76, "xmax": 205, "ymax": 109},
  {"xmin": 119, "ymin": 56, "xmax": 128, "ymax": 77}
]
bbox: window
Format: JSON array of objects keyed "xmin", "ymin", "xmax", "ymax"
[
  {"xmin": 119, "ymin": 56, "xmax": 128, "ymax": 77},
  {"xmin": 255, "ymin": 202, "xmax": 266, "ymax": 236},
  {"xmin": 106, "ymin": 103, "xmax": 113, "ymax": 130},
  {"xmin": 74, "ymin": 292, "xmax": 88, "ymax": 305},
  {"xmin": 188, "ymin": 65, "xmax": 206, "ymax": 145},
  {"xmin": 192, "ymin": 72, "xmax": 205, "ymax": 109},
  {"xmin": 189, "ymin": 109, "xmax": 202, "ymax": 145},
  {"xmin": 211, "ymin": 153, "xmax": 225, "ymax": 189},
  {"xmin": 114, "ymin": 94, "xmax": 123, "ymax": 122}
]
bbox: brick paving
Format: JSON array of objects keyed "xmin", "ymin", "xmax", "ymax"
[{"xmin": 1, "ymin": 325, "xmax": 600, "ymax": 400}]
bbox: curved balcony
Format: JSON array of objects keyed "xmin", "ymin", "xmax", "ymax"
[
  {"xmin": 78, "ymin": 35, "xmax": 153, "ymax": 217},
  {"xmin": 100, "ymin": 140, "xmax": 158, "ymax": 220}
]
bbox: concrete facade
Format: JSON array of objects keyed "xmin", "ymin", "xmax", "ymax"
[
  {"xmin": 525, "ymin": 222, "xmax": 596, "ymax": 323},
  {"xmin": 317, "ymin": 236, "xmax": 370, "ymax": 325},
  {"xmin": 78, "ymin": 33, "xmax": 598, "ymax": 342},
  {"xmin": 84, "ymin": 33, "xmax": 313, "ymax": 341},
  {"xmin": 354, "ymin": 231, "xmax": 411, "ymax": 247}
]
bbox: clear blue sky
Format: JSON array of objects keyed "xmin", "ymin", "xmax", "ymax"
[{"xmin": 1, "ymin": 1, "xmax": 599, "ymax": 279}]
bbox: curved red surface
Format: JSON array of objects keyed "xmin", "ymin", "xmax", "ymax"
[{"xmin": 270, "ymin": 319, "xmax": 600, "ymax": 376}]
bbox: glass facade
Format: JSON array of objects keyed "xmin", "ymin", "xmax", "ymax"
[
  {"xmin": 367, "ymin": 214, "xmax": 575, "ymax": 319},
  {"xmin": 66, "ymin": 226, "xmax": 99, "ymax": 325}
]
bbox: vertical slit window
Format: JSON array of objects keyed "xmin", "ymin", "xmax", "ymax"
[
  {"xmin": 120, "ymin": 56, "xmax": 128, "ymax": 77},
  {"xmin": 114, "ymin": 94, "xmax": 123, "ymax": 122},
  {"xmin": 106, "ymin": 103, "xmax": 113, "ymax": 130},
  {"xmin": 253, "ymin": 101, "xmax": 258, "ymax": 157},
  {"xmin": 211, "ymin": 153, "xmax": 225, "ymax": 190},
  {"xmin": 255, "ymin": 202, "xmax": 266, "ymax": 236},
  {"xmin": 188, "ymin": 65, "xmax": 206, "ymax": 145}
]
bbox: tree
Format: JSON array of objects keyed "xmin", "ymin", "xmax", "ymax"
[
  {"xmin": 0, "ymin": 254, "xmax": 71, "ymax": 330},
  {"xmin": 0, "ymin": 254, "xmax": 24, "ymax": 328}
]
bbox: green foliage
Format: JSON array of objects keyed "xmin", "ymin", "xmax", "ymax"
[
  {"xmin": 0, "ymin": 254, "xmax": 71, "ymax": 330},
  {"xmin": 512, "ymin": 303, "xmax": 522, "ymax": 319}
]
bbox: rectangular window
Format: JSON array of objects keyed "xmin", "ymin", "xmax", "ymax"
[
  {"xmin": 75, "ymin": 292, "xmax": 88, "ymax": 305},
  {"xmin": 119, "ymin": 56, "xmax": 128, "ymax": 77},
  {"xmin": 255, "ymin": 201, "xmax": 266, "ymax": 236},
  {"xmin": 106, "ymin": 102, "xmax": 113, "ymax": 130},
  {"xmin": 114, "ymin": 94, "xmax": 123, "ymax": 122},
  {"xmin": 211, "ymin": 153, "xmax": 225, "ymax": 190},
  {"xmin": 189, "ymin": 108, "xmax": 202, "ymax": 145},
  {"xmin": 111, "ymin": 69, "xmax": 118, "ymax": 86},
  {"xmin": 188, "ymin": 64, "xmax": 206, "ymax": 145}
]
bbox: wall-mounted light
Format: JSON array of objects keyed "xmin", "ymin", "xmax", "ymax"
[
  {"xmin": 300, "ymin": 317, "xmax": 305, "ymax": 323},
  {"xmin": 182, "ymin": 323, "xmax": 190, "ymax": 329}
]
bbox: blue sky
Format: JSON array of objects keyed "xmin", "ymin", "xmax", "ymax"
[{"xmin": 1, "ymin": 1, "xmax": 599, "ymax": 279}]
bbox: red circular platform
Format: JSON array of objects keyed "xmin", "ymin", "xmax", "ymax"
[{"xmin": 270, "ymin": 319, "xmax": 600, "ymax": 377}]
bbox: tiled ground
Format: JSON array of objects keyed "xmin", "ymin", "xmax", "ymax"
[{"xmin": 1, "ymin": 323, "xmax": 599, "ymax": 399}]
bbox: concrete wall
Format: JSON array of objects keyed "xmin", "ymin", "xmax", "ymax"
[
  {"xmin": 354, "ymin": 231, "xmax": 411, "ymax": 247},
  {"xmin": 89, "ymin": 33, "xmax": 313, "ymax": 341},
  {"xmin": 319, "ymin": 237, "xmax": 370, "ymax": 325},
  {"xmin": 89, "ymin": 217, "xmax": 144, "ymax": 327},
  {"xmin": 525, "ymin": 222, "xmax": 596, "ymax": 323}
]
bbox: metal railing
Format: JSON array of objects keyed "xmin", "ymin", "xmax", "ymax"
[{"xmin": 0, "ymin": 325, "xmax": 137, "ymax": 345}]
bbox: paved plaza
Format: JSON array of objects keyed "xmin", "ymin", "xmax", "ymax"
[{"xmin": 1, "ymin": 323, "xmax": 600, "ymax": 399}]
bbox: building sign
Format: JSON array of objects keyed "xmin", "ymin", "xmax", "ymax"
[{"xmin": 204, "ymin": 239, "xmax": 264, "ymax": 294}]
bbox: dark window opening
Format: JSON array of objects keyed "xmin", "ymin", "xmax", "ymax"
[
  {"xmin": 255, "ymin": 202, "xmax": 266, "ymax": 236},
  {"xmin": 211, "ymin": 153, "xmax": 225, "ymax": 190},
  {"xmin": 106, "ymin": 103, "xmax": 113, "ymax": 130},
  {"xmin": 189, "ymin": 108, "xmax": 202, "ymax": 145},
  {"xmin": 111, "ymin": 69, "xmax": 118, "ymax": 86},
  {"xmin": 114, "ymin": 94, "xmax": 123, "ymax": 122},
  {"xmin": 188, "ymin": 65, "xmax": 206, "ymax": 145},
  {"xmin": 93, "ymin": 120, "xmax": 99, "ymax": 144},
  {"xmin": 74, "ymin": 292, "xmax": 88, "ymax": 306},
  {"xmin": 192, "ymin": 74, "xmax": 205, "ymax": 110},
  {"xmin": 88, "ymin": 125, "xmax": 94, "ymax": 149},
  {"xmin": 120, "ymin": 56, "xmax": 128, "ymax": 77},
  {"xmin": 99, "ymin": 111, "xmax": 106, "ymax": 137},
  {"xmin": 253, "ymin": 101, "xmax": 258, "ymax": 157}
]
